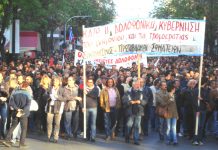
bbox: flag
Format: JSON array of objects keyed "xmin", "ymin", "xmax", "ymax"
[
  {"xmin": 154, "ymin": 57, "xmax": 160, "ymax": 67},
  {"xmin": 69, "ymin": 26, "xmax": 74, "ymax": 43}
]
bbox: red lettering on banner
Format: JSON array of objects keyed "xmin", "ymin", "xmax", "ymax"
[
  {"xmin": 158, "ymin": 21, "xmax": 201, "ymax": 32},
  {"xmin": 150, "ymin": 32, "xmax": 189, "ymax": 41},
  {"xmin": 105, "ymin": 26, "xmax": 109, "ymax": 34},
  {"xmin": 115, "ymin": 20, "xmax": 157, "ymax": 34},
  {"xmin": 78, "ymin": 52, "xmax": 84, "ymax": 58},
  {"xmin": 84, "ymin": 27, "xmax": 101, "ymax": 37}
]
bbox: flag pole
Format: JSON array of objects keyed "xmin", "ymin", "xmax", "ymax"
[
  {"xmin": 194, "ymin": 17, "xmax": 206, "ymax": 137},
  {"xmin": 137, "ymin": 54, "xmax": 141, "ymax": 79},
  {"xmin": 82, "ymin": 25, "xmax": 87, "ymax": 139}
]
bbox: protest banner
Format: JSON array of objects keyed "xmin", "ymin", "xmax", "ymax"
[
  {"xmin": 74, "ymin": 50, "xmax": 147, "ymax": 68},
  {"xmin": 83, "ymin": 18, "xmax": 206, "ymax": 59}
]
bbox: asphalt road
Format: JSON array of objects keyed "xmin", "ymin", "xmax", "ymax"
[{"xmin": 1, "ymin": 131, "xmax": 218, "ymax": 150}]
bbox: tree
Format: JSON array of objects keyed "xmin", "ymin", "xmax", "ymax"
[
  {"xmin": 151, "ymin": 0, "xmax": 218, "ymax": 55},
  {"xmin": 0, "ymin": 0, "xmax": 116, "ymax": 57},
  {"xmin": 0, "ymin": 0, "xmax": 12, "ymax": 61},
  {"xmin": 19, "ymin": 0, "xmax": 116, "ymax": 53}
]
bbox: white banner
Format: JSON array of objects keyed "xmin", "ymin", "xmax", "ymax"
[
  {"xmin": 74, "ymin": 50, "xmax": 147, "ymax": 68},
  {"xmin": 83, "ymin": 18, "xmax": 206, "ymax": 59}
]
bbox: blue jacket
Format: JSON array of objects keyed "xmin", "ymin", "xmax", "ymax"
[{"xmin": 9, "ymin": 89, "xmax": 31, "ymax": 117}]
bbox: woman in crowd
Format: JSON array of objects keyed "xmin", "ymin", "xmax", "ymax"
[
  {"xmin": 165, "ymin": 82, "xmax": 178, "ymax": 145},
  {"xmin": 35, "ymin": 74, "xmax": 51, "ymax": 133},
  {"xmin": 100, "ymin": 78, "xmax": 121, "ymax": 141},
  {"xmin": 46, "ymin": 76, "xmax": 65, "ymax": 143}
]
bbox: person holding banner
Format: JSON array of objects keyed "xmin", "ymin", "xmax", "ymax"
[
  {"xmin": 63, "ymin": 76, "xmax": 82, "ymax": 140},
  {"xmin": 181, "ymin": 79, "xmax": 206, "ymax": 146},
  {"xmin": 100, "ymin": 78, "xmax": 121, "ymax": 141},
  {"xmin": 84, "ymin": 77, "xmax": 99, "ymax": 142}
]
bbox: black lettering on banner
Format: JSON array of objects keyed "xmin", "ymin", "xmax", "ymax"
[
  {"xmin": 118, "ymin": 44, "xmax": 148, "ymax": 52},
  {"xmin": 151, "ymin": 43, "xmax": 181, "ymax": 53}
]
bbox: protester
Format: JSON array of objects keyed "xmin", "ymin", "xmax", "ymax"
[
  {"xmin": 123, "ymin": 79, "xmax": 147, "ymax": 145},
  {"xmin": 46, "ymin": 76, "xmax": 64, "ymax": 143},
  {"xmin": 0, "ymin": 71, "xmax": 9, "ymax": 139},
  {"xmin": 100, "ymin": 78, "xmax": 121, "ymax": 141},
  {"xmin": 0, "ymin": 51, "xmax": 218, "ymax": 147},
  {"xmin": 84, "ymin": 77, "xmax": 99, "ymax": 142},
  {"xmin": 5, "ymin": 82, "xmax": 31, "ymax": 148},
  {"xmin": 63, "ymin": 76, "xmax": 82, "ymax": 139}
]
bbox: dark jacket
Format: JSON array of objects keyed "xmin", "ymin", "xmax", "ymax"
[
  {"xmin": 123, "ymin": 88, "xmax": 147, "ymax": 117},
  {"xmin": 0, "ymin": 81, "xmax": 9, "ymax": 105},
  {"xmin": 142, "ymin": 85, "xmax": 153, "ymax": 107},
  {"xmin": 9, "ymin": 89, "xmax": 31, "ymax": 117},
  {"xmin": 35, "ymin": 86, "xmax": 50, "ymax": 113},
  {"xmin": 85, "ymin": 86, "xmax": 99, "ymax": 108},
  {"xmin": 181, "ymin": 87, "xmax": 206, "ymax": 112},
  {"xmin": 209, "ymin": 88, "xmax": 218, "ymax": 110}
]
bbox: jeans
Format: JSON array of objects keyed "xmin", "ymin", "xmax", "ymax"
[
  {"xmin": 142, "ymin": 105, "xmax": 151, "ymax": 135},
  {"xmin": 28, "ymin": 112, "xmax": 35, "ymax": 131},
  {"xmin": 213, "ymin": 111, "xmax": 218, "ymax": 136},
  {"xmin": 64, "ymin": 110, "xmax": 79, "ymax": 137},
  {"xmin": 166, "ymin": 118, "xmax": 177, "ymax": 143},
  {"xmin": 150, "ymin": 106, "xmax": 157, "ymax": 130},
  {"xmin": 6, "ymin": 116, "xmax": 28, "ymax": 145},
  {"xmin": 126, "ymin": 115, "xmax": 141, "ymax": 143},
  {"xmin": 184, "ymin": 107, "xmax": 195, "ymax": 138},
  {"xmin": 0, "ymin": 103, "xmax": 7, "ymax": 138},
  {"xmin": 158, "ymin": 117, "xmax": 165, "ymax": 140},
  {"xmin": 104, "ymin": 107, "xmax": 117, "ymax": 137},
  {"xmin": 86, "ymin": 108, "xmax": 97, "ymax": 139},
  {"xmin": 47, "ymin": 112, "xmax": 62, "ymax": 140}
]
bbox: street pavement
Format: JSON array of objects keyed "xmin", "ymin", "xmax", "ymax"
[{"xmin": 1, "ymin": 131, "xmax": 218, "ymax": 150}]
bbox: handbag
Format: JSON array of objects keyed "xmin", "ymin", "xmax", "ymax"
[
  {"xmin": 30, "ymin": 99, "xmax": 39, "ymax": 111},
  {"xmin": 155, "ymin": 105, "xmax": 170, "ymax": 118}
]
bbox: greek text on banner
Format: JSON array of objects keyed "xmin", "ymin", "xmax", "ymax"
[{"xmin": 83, "ymin": 18, "xmax": 206, "ymax": 58}]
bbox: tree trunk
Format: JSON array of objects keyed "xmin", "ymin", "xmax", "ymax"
[
  {"xmin": 49, "ymin": 29, "xmax": 54, "ymax": 55},
  {"xmin": 40, "ymin": 32, "xmax": 48, "ymax": 56},
  {"xmin": 0, "ymin": 35, "xmax": 6, "ymax": 61}
]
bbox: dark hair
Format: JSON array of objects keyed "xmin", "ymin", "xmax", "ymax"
[
  {"xmin": 87, "ymin": 76, "xmax": 94, "ymax": 82},
  {"xmin": 153, "ymin": 78, "xmax": 160, "ymax": 86},
  {"xmin": 105, "ymin": 78, "xmax": 115, "ymax": 87},
  {"xmin": 160, "ymin": 81, "xmax": 166, "ymax": 87},
  {"xmin": 21, "ymin": 81, "xmax": 29, "ymax": 89},
  {"xmin": 167, "ymin": 81, "xmax": 175, "ymax": 92}
]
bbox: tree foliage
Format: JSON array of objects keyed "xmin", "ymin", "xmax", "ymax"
[{"xmin": 0, "ymin": 0, "xmax": 116, "ymax": 55}]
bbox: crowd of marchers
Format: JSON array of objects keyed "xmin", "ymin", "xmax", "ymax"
[{"xmin": 0, "ymin": 51, "xmax": 218, "ymax": 148}]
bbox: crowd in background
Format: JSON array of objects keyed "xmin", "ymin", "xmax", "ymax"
[{"xmin": 0, "ymin": 50, "xmax": 218, "ymax": 147}]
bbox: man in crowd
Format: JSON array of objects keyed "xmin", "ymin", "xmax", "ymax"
[{"xmin": 123, "ymin": 79, "xmax": 147, "ymax": 145}]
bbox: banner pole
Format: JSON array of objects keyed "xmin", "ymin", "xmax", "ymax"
[
  {"xmin": 194, "ymin": 17, "xmax": 206, "ymax": 137},
  {"xmin": 137, "ymin": 54, "xmax": 141, "ymax": 79},
  {"xmin": 82, "ymin": 25, "xmax": 87, "ymax": 139}
]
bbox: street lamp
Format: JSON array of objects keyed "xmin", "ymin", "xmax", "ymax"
[{"xmin": 63, "ymin": 16, "xmax": 91, "ymax": 44}]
